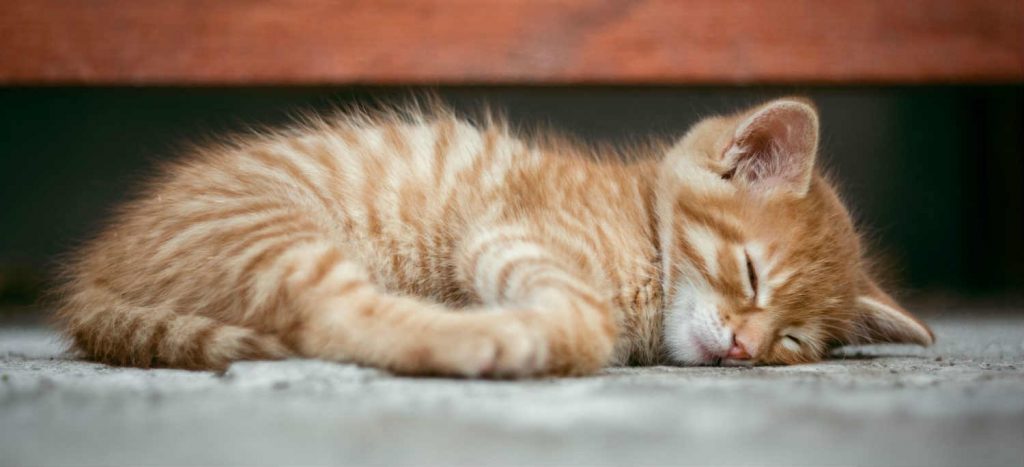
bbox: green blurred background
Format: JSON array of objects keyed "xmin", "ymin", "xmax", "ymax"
[{"xmin": 1, "ymin": 86, "xmax": 1021, "ymax": 305}]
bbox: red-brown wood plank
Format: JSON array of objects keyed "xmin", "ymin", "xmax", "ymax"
[{"xmin": 1, "ymin": 0, "xmax": 1022, "ymax": 85}]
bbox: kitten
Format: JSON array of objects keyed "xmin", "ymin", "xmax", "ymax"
[{"xmin": 54, "ymin": 98, "xmax": 934, "ymax": 377}]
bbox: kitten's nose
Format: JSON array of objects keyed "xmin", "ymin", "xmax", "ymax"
[{"xmin": 727, "ymin": 335, "xmax": 751, "ymax": 360}]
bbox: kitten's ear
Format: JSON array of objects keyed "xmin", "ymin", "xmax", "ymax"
[
  {"xmin": 849, "ymin": 280, "xmax": 935, "ymax": 347},
  {"xmin": 723, "ymin": 98, "xmax": 819, "ymax": 195}
]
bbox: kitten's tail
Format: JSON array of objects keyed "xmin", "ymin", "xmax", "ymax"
[{"xmin": 54, "ymin": 287, "xmax": 291, "ymax": 371}]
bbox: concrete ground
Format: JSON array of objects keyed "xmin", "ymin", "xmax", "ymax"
[{"xmin": 1, "ymin": 309, "xmax": 1022, "ymax": 466}]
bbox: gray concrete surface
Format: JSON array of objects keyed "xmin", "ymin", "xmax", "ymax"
[{"xmin": 2, "ymin": 310, "xmax": 1023, "ymax": 466}]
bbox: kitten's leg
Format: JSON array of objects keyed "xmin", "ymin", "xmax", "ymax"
[
  {"xmin": 271, "ymin": 241, "xmax": 547, "ymax": 377},
  {"xmin": 453, "ymin": 227, "xmax": 619, "ymax": 375}
]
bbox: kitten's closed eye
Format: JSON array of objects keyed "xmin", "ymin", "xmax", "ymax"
[
  {"xmin": 744, "ymin": 251, "xmax": 758, "ymax": 302},
  {"xmin": 781, "ymin": 335, "xmax": 802, "ymax": 351}
]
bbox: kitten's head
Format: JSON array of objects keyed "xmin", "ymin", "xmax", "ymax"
[{"xmin": 656, "ymin": 98, "xmax": 933, "ymax": 365}]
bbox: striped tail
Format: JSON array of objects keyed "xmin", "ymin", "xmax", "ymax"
[{"xmin": 56, "ymin": 289, "xmax": 291, "ymax": 371}]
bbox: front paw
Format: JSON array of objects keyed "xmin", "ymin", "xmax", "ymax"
[
  {"xmin": 404, "ymin": 314, "xmax": 549, "ymax": 378},
  {"xmin": 480, "ymin": 318, "xmax": 550, "ymax": 377}
]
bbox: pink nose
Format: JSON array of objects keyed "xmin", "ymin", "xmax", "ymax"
[{"xmin": 727, "ymin": 336, "xmax": 751, "ymax": 360}]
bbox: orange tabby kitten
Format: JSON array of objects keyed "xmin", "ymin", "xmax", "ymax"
[{"xmin": 54, "ymin": 98, "xmax": 934, "ymax": 377}]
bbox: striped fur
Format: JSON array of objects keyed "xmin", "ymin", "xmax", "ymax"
[{"xmin": 54, "ymin": 98, "xmax": 933, "ymax": 376}]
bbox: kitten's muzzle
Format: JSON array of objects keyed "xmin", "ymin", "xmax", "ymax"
[{"xmin": 726, "ymin": 334, "xmax": 752, "ymax": 360}]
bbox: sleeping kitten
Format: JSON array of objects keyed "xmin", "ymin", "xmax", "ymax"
[{"xmin": 54, "ymin": 98, "xmax": 934, "ymax": 376}]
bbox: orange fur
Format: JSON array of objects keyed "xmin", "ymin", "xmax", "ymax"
[{"xmin": 53, "ymin": 99, "xmax": 933, "ymax": 376}]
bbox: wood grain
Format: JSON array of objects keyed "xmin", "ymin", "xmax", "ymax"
[{"xmin": 1, "ymin": 0, "xmax": 1022, "ymax": 85}]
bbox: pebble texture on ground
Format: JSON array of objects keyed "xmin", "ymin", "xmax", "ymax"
[{"xmin": 2, "ymin": 311, "xmax": 1022, "ymax": 466}]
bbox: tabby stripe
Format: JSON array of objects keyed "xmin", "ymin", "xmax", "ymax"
[
  {"xmin": 248, "ymin": 149, "xmax": 336, "ymax": 215},
  {"xmin": 677, "ymin": 219, "xmax": 717, "ymax": 282},
  {"xmin": 158, "ymin": 315, "xmax": 202, "ymax": 364},
  {"xmin": 328, "ymin": 127, "xmax": 372, "ymax": 228},
  {"xmin": 337, "ymin": 278, "xmax": 371, "ymax": 297},
  {"xmin": 382, "ymin": 124, "xmax": 410, "ymax": 160},
  {"xmin": 472, "ymin": 240, "xmax": 551, "ymax": 300},
  {"xmin": 522, "ymin": 272, "xmax": 603, "ymax": 310},
  {"xmin": 154, "ymin": 201, "xmax": 286, "ymax": 241},
  {"xmin": 236, "ymin": 235, "xmax": 321, "ymax": 300},
  {"xmin": 348, "ymin": 291, "xmax": 385, "ymax": 319},
  {"xmin": 146, "ymin": 319, "xmax": 170, "ymax": 367},
  {"xmin": 216, "ymin": 213, "xmax": 309, "ymax": 250},
  {"xmin": 477, "ymin": 139, "xmax": 516, "ymax": 192},
  {"xmin": 432, "ymin": 127, "xmax": 490, "ymax": 220},
  {"xmin": 153, "ymin": 212, "xmax": 305, "ymax": 265},
  {"xmin": 156, "ymin": 314, "xmax": 199, "ymax": 362},
  {"xmin": 299, "ymin": 248, "xmax": 344, "ymax": 289},
  {"xmin": 493, "ymin": 256, "xmax": 566, "ymax": 302},
  {"xmin": 142, "ymin": 216, "xmax": 311, "ymax": 313},
  {"xmin": 397, "ymin": 183, "xmax": 430, "ymax": 285},
  {"xmin": 331, "ymin": 125, "xmax": 372, "ymax": 229},
  {"xmin": 184, "ymin": 322, "xmax": 220, "ymax": 369},
  {"xmin": 431, "ymin": 119, "xmax": 455, "ymax": 189},
  {"xmin": 188, "ymin": 183, "xmax": 248, "ymax": 200},
  {"xmin": 349, "ymin": 127, "xmax": 388, "ymax": 238},
  {"xmin": 219, "ymin": 220, "xmax": 320, "ymax": 262},
  {"xmin": 551, "ymin": 210, "xmax": 604, "ymax": 260},
  {"xmin": 414, "ymin": 229, "xmax": 434, "ymax": 288},
  {"xmin": 360, "ymin": 168, "xmax": 384, "ymax": 238},
  {"xmin": 147, "ymin": 208, "xmax": 285, "ymax": 261},
  {"xmin": 712, "ymin": 244, "xmax": 744, "ymax": 295},
  {"xmin": 294, "ymin": 137, "xmax": 356, "ymax": 233},
  {"xmin": 388, "ymin": 238, "xmax": 410, "ymax": 291},
  {"xmin": 455, "ymin": 128, "xmax": 498, "ymax": 188},
  {"xmin": 435, "ymin": 228, "xmax": 466, "ymax": 303},
  {"xmin": 124, "ymin": 312, "xmax": 155, "ymax": 366},
  {"xmin": 537, "ymin": 222, "xmax": 604, "ymax": 276},
  {"xmin": 674, "ymin": 197, "xmax": 743, "ymax": 242},
  {"xmin": 462, "ymin": 230, "xmax": 535, "ymax": 272},
  {"xmin": 246, "ymin": 267, "xmax": 296, "ymax": 325},
  {"xmin": 591, "ymin": 220, "xmax": 619, "ymax": 263}
]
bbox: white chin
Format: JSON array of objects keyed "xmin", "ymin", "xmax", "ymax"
[
  {"xmin": 663, "ymin": 290, "xmax": 731, "ymax": 365},
  {"xmin": 667, "ymin": 338, "xmax": 718, "ymax": 365}
]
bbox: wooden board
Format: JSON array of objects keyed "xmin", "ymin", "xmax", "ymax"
[{"xmin": 2, "ymin": 0, "xmax": 1022, "ymax": 85}]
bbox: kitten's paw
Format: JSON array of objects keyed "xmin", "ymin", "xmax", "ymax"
[
  {"xmin": 481, "ymin": 319, "xmax": 549, "ymax": 378},
  {"xmin": 433, "ymin": 317, "xmax": 548, "ymax": 378}
]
